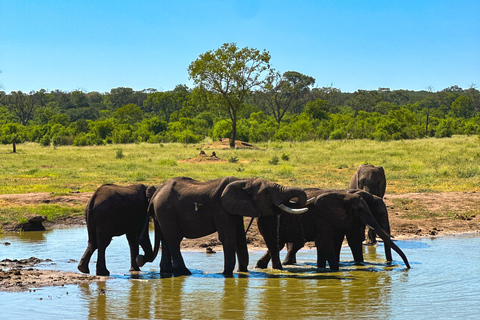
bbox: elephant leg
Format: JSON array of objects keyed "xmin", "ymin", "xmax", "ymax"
[
  {"xmin": 159, "ymin": 239, "xmax": 173, "ymax": 274},
  {"xmin": 255, "ymin": 251, "xmax": 271, "ymax": 269},
  {"xmin": 333, "ymin": 232, "xmax": 345, "ymax": 262},
  {"xmin": 95, "ymin": 234, "xmax": 112, "ymax": 276},
  {"xmin": 366, "ymin": 229, "xmax": 377, "ymax": 245},
  {"xmin": 235, "ymin": 218, "xmax": 249, "ymax": 273},
  {"xmin": 126, "ymin": 233, "xmax": 140, "ymax": 272},
  {"xmin": 165, "ymin": 238, "xmax": 191, "ymax": 276},
  {"xmin": 346, "ymin": 230, "xmax": 364, "ymax": 264},
  {"xmin": 137, "ymin": 228, "xmax": 154, "ymax": 267},
  {"xmin": 78, "ymin": 242, "xmax": 97, "ymax": 274},
  {"xmin": 218, "ymin": 227, "xmax": 237, "ymax": 276},
  {"xmin": 316, "ymin": 232, "xmax": 338, "ymax": 270},
  {"xmin": 283, "ymin": 241, "xmax": 303, "ymax": 265}
]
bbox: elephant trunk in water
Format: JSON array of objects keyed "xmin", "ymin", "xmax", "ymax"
[{"xmin": 361, "ymin": 214, "xmax": 410, "ymax": 268}]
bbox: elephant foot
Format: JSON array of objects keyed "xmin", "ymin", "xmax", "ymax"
[
  {"xmin": 129, "ymin": 266, "xmax": 141, "ymax": 272},
  {"xmin": 96, "ymin": 268, "xmax": 110, "ymax": 276},
  {"xmin": 255, "ymin": 260, "xmax": 268, "ymax": 269},
  {"xmin": 272, "ymin": 262, "xmax": 283, "ymax": 270},
  {"xmin": 237, "ymin": 266, "xmax": 248, "ymax": 273},
  {"xmin": 136, "ymin": 255, "xmax": 146, "ymax": 267},
  {"xmin": 222, "ymin": 270, "xmax": 234, "ymax": 277},
  {"xmin": 172, "ymin": 267, "xmax": 192, "ymax": 276},
  {"xmin": 77, "ymin": 263, "xmax": 90, "ymax": 274},
  {"xmin": 282, "ymin": 260, "xmax": 295, "ymax": 266}
]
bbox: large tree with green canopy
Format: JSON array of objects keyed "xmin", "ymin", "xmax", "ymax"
[{"xmin": 188, "ymin": 43, "xmax": 271, "ymax": 148}]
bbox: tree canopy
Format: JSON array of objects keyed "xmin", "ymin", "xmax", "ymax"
[{"xmin": 188, "ymin": 43, "xmax": 271, "ymax": 147}]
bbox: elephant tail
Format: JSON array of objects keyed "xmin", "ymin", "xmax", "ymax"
[
  {"xmin": 151, "ymin": 217, "xmax": 162, "ymax": 263},
  {"xmin": 84, "ymin": 196, "xmax": 97, "ymax": 247}
]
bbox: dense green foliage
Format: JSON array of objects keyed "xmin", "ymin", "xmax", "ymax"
[{"xmin": 1, "ymin": 84, "xmax": 479, "ymax": 147}]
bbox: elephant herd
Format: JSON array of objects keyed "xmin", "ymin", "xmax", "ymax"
[{"xmin": 78, "ymin": 164, "xmax": 410, "ymax": 276}]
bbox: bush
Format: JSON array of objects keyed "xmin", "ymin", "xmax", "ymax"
[
  {"xmin": 40, "ymin": 135, "xmax": 51, "ymax": 146},
  {"xmin": 329, "ymin": 129, "xmax": 347, "ymax": 140},
  {"xmin": 73, "ymin": 133, "xmax": 104, "ymax": 146},
  {"xmin": 269, "ymin": 156, "xmax": 279, "ymax": 165}
]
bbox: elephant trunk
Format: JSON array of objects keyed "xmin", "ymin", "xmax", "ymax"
[
  {"xmin": 276, "ymin": 185, "xmax": 307, "ymax": 207},
  {"xmin": 361, "ymin": 215, "xmax": 410, "ymax": 269}
]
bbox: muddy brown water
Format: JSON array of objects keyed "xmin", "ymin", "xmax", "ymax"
[{"xmin": 1, "ymin": 228, "xmax": 479, "ymax": 319}]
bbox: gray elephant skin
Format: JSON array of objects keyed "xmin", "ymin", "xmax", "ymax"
[
  {"xmin": 145, "ymin": 176, "xmax": 307, "ymax": 276},
  {"xmin": 256, "ymin": 189, "xmax": 409, "ymax": 271},
  {"xmin": 350, "ymin": 164, "xmax": 387, "ymax": 244},
  {"xmin": 78, "ymin": 183, "xmax": 156, "ymax": 276}
]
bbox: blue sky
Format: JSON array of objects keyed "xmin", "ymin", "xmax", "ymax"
[{"xmin": 1, "ymin": 0, "xmax": 479, "ymax": 94}]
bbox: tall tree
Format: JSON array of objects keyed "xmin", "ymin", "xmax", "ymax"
[
  {"xmin": 257, "ymin": 70, "xmax": 315, "ymax": 124},
  {"xmin": 466, "ymin": 84, "xmax": 480, "ymax": 115},
  {"xmin": 188, "ymin": 43, "xmax": 271, "ymax": 148},
  {"xmin": 7, "ymin": 91, "xmax": 37, "ymax": 125}
]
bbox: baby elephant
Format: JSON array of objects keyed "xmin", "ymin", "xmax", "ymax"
[{"xmin": 78, "ymin": 183, "xmax": 156, "ymax": 276}]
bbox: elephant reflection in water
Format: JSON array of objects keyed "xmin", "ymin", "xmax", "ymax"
[{"xmin": 256, "ymin": 189, "xmax": 410, "ymax": 270}]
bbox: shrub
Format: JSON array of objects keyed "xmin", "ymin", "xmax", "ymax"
[
  {"xmin": 115, "ymin": 148, "xmax": 124, "ymax": 159},
  {"xmin": 269, "ymin": 156, "xmax": 279, "ymax": 165},
  {"xmin": 73, "ymin": 133, "xmax": 103, "ymax": 146},
  {"xmin": 40, "ymin": 135, "xmax": 51, "ymax": 147}
]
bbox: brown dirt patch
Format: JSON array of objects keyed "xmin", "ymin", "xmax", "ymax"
[
  {"xmin": 0, "ymin": 257, "xmax": 106, "ymax": 292},
  {"xmin": 200, "ymin": 139, "xmax": 261, "ymax": 149},
  {"xmin": 178, "ymin": 150, "xmax": 227, "ymax": 163}
]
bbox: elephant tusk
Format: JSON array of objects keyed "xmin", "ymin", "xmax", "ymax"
[
  {"xmin": 278, "ymin": 204, "xmax": 308, "ymax": 214},
  {"xmin": 289, "ymin": 197, "xmax": 315, "ymax": 206}
]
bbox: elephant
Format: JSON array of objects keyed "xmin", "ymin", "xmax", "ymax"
[
  {"xmin": 77, "ymin": 183, "xmax": 156, "ymax": 276},
  {"xmin": 256, "ymin": 189, "xmax": 410, "ymax": 271},
  {"xmin": 144, "ymin": 176, "xmax": 308, "ymax": 276},
  {"xmin": 350, "ymin": 164, "xmax": 387, "ymax": 244}
]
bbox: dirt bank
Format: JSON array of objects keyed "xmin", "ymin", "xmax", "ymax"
[{"xmin": 1, "ymin": 191, "xmax": 479, "ymax": 292}]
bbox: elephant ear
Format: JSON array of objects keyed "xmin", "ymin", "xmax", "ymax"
[
  {"xmin": 221, "ymin": 180, "xmax": 261, "ymax": 217},
  {"xmin": 349, "ymin": 169, "xmax": 359, "ymax": 189},
  {"xmin": 146, "ymin": 185, "xmax": 157, "ymax": 201}
]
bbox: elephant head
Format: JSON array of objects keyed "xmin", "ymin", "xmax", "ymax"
[
  {"xmin": 349, "ymin": 189, "xmax": 393, "ymax": 262},
  {"xmin": 220, "ymin": 178, "xmax": 308, "ymax": 217},
  {"xmin": 350, "ymin": 164, "xmax": 386, "ymax": 198},
  {"xmin": 314, "ymin": 191, "xmax": 410, "ymax": 269}
]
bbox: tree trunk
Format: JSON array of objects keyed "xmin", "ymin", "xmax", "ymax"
[
  {"xmin": 230, "ymin": 109, "xmax": 237, "ymax": 148},
  {"xmin": 12, "ymin": 135, "xmax": 18, "ymax": 153}
]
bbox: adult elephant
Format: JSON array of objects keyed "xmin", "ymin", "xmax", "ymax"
[
  {"xmin": 256, "ymin": 189, "xmax": 409, "ymax": 271},
  {"xmin": 350, "ymin": 164, "xmax": 386, "ymax": 198},
  {"xmin": 78, "ymin": 183, "xmax": 156, "ymax": 276},
  {"xmin": 350, "ymin": 164, "xmax": 387, "ymax": 244},
  {"xmin": 146, "ymin": 176, "xmax": 308, "ymax": 276}
]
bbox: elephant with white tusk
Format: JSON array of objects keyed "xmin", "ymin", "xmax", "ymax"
[{"xmin": 143, "ymin": 176, "xmax": 308, "ymax": 276}]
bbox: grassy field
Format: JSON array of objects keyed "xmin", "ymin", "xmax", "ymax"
[
  {"xmin": 0, "ymin": 136, "xmax": 479, "ymax": 195},
  {"xmin": 0, "ymin": 136, "xmax": 479, "ymax": 228}
]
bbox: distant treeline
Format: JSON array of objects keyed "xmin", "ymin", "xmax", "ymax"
[{"xmin": 1, "ymin": 84, "xmax": 479, "ymax": 146}]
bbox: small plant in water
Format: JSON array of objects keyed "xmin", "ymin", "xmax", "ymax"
[
  {"xmin": 269, "ymin": 156, "xmax": 279, "ymax": 165},
  {"xmin": 115, "ymin": 148, "xmax": 124, "ymax": 159}
]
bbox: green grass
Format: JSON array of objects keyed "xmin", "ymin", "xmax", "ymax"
[
  {"xmin": 0, "ymin": 136, "xmax": 479, "ymax": 195},
  {"xmin": 0, "ymin": 204, "xmax": 84, "ymax": 226}
]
